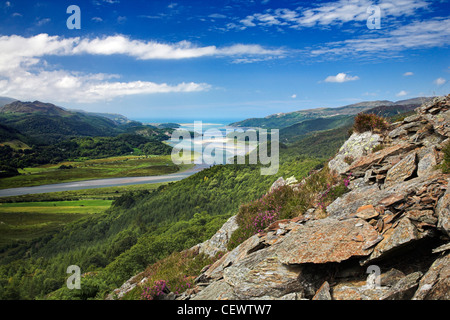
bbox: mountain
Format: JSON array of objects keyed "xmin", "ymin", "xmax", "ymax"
[
  {"xmin": 230, "ymin": 97, "xmax": 434, "ymax": 129},
  {"xmin": 0, "ymin": 97, "xmax": 17, "ymax": 108},
  {"xmin": 69, "ymin": 109, "xmax": 134, "ymax": 125},
  {"xmin": 279, "ymin": 115, "xmax": 354, "ymax": 144},
  {"xmin": 278, "ymin": 101, "xmax": 424, "ymax": 145},
  {"xmin": 0, "ymin": 100, "xmax": 142, "ymax": 144},
  {"xmin": 0, "ymin": 100, "xmax": 73, "ymax": 116}
]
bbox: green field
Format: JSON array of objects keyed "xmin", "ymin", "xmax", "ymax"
[
  {"xmin": 0, "ymin": 200, "xmax": 112, "ymax": 247},
  {"xmin": 0, "ymin": 155, "xmax": 190, "ymax": 189},
  {"xmin": 0, "ymin": 182, "xmax": 168, "ymax": 251}
]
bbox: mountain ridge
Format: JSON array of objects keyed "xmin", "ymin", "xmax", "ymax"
[{"xmin": 230, "ymin": 97, "xmax": 434, "ymax": 129}]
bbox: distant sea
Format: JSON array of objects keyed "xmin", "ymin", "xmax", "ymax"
[
  {"xmin": 132, "ymin": 118, "xmax": 243, "ymax": 133},
  {"xmin": 132, "ymin": 118, "xmax": 257, "ymax": 164}
]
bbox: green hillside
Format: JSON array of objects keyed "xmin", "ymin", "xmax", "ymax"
[
  {"xmin": 230, "ymin": 97, "xmax": 430, "ymax": 129},
  {"xmin": 0, "ymin": 101, "xmax": 147, "ymax": 144}
]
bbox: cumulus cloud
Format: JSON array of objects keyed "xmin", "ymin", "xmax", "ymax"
[
  {"xmin": 0, "ymin": 33, "xmax": 283, "ymax": 103},
  {"xmin": 434, "ymin": 77, "xmax": 446, "ymax": 86},
  {"xmin": 0, "ymin": 68, "xmax": 210, "ymax": 103},
  {"xmin": 324, "ymin": 73, "xmax": 359, "ymax": 83},
  {"xmin": 396, "ymin": 90, "xmax": 408, "ymax": 97},
  {"xmin": 403, "ymin": 72, "xmax": 414, "ymax": 76}
]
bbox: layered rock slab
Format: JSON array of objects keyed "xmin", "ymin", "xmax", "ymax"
[{"xmin": 277, "ymin": 218, "xmax": 379, "ymax": 265}]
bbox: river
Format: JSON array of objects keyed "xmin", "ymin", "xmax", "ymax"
[{"xmin": 0, "ymin": 164, "xmax": 210, "ymax": 198}]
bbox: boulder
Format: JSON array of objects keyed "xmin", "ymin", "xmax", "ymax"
[
  {"xmin": 364, "ymin": 218, "xmax": 423, "ymax": 264},
  {"xmin": 436, "ymin": 180, "xmax": 450, "ymax": 237},
  {"xmin": 417, "ymin": 147, "xmax": 438, "ymax": 177},
  {"xmin": 198, "ymin": 215, "xmax": 238, "ymax": 258},
  {"xmin": 191, "ymin": 279, "xmax": 237, "ymax": 300},
  {"xmin": 312, "ymin": 281, "xmax": 332, "ymax": 300},
  {"xmin": 356, "ymin": 205, "xmax": 379, "ymax": 220},
  {"xmin": 413, "ymin": 253, "xmax": 450, "ymax": 300},
  {"xmin": 380, "ymin": 271, "xmax": 423, "ymax": 300},
  {"xmin": 277, "ymin": 218, "xmax": 379, "ymax": 265},
  {"xmin": 328, "ymin": 131, "xmax": 381, "ymax": 175},
  {"xmin": 223, "ymin": 246, "xmax": 303, "ymax": 299},
  {"xmin": 269, "ymin": 177, "xmax": 286, "ymax": 192},
  {"xmin": 343, "ymin": 142, "xmax": 415, "ymax": 176},
  {"xmin": 384, "ymin": 152, "xmax": 417, "ymax": 187}
]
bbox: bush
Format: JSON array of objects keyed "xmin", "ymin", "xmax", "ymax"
[
  {"xmin": 0, "ymin": 165, "xmax": 19, "ymax": 178},
  {"xmin": 227, "ymin": 166, "xmax": 350, "ymax": 251},
  {"xmin": 353, "ymin": 113, "xmax": 389, "ymax": 133}
]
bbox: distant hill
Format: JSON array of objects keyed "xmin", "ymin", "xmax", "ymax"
[
  {"xmin": 69, "ymin": 109, "xmax": 134, "ymax": 125},
  {"xmin": 0, "ymin": 100, "xmax": 141, "ymax": 144},
  {"xmin": 1, "ymin": 100, "xmax": 73, "ymax": 116},
  {"xmin": 0, "ymin": 122, "xmax": 33, "ymax": 148},
  {"xmin": 230, "ymin": 97, "xmax": 433, "ymax": 129},
  {"xmin": 278, "ymin": 100, "xmax": 426, "ymax": 145},
  {"xmin": 0, "ymin": 97, "xmax": 17, "ymax": 107}
]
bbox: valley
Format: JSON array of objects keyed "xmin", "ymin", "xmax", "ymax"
[{"xmin": 0, "ymin": 95, "xmax": 447, "ymax": 301}]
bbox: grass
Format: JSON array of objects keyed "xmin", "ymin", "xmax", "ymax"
[
  {"xmin": 0, "ymin": 199, "xmax": 112, "ymax": 248},
  {"xmin": 0, "ymin": 155, "xmax": 191, "ymax": 189},
  {"xmin": 0, "ymin": 182, "xmax": 167, "ymax": 203}
]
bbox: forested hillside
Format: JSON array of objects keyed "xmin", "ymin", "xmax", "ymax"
[
  {"xmin": 0, "ymin": 151, "xmax": 322, "ymax": 299},
  {"xmin": 0, "ymin": 100, "xmax": 153, "ymax": 144}
]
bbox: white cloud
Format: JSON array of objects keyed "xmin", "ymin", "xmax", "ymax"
[
  {"xmin": 234, "ymin": 0, "xmax": 430, "ymax": 30},
  {"xmin": 70, "ymin": 35, "xmax": 284, "ymax": 60},
  {"xmin": 0, "ymin": 33, "xmax": 283, "ymax": 103},
  {"xmin": 0, "ymin": 68, "xmax": 210, "ymax": 103},
  {"xmin": 291, "ymin": 94, "xmax": 297, "ymax": 98},
  {"xmin": 310, "ymin": 17, "xmax": 450, "ymax": 58},
  {"xmin": 208, "ymin": 13, "xmax": 227, "ymax": 19},
  {"xmin": 396, "ymin": 90, "xmax": 408, "ymax": 97},
  {"xmin": 403, "ymin": 72, "xmax": 414, "ymax": 76},
  {"xmin": 434, "ymin": 77, "xmax": 446, "ymax": 85},
  {"xmin": 91, "ymin": 17, "xmax": 103, "ymax": 22},
  {"xmin": 36, "ymin": 18, "xmax": 51, "ymax": 26},
  {"xmin": 324, "ymin": 73, "xmax": 359, "ymax": 83}
]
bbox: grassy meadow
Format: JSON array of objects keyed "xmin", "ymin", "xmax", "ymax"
[{"xmin": 0, "ymin": 182, "xmax": 168, "ymax": 252}]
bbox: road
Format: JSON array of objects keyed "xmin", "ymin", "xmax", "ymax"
[{"xmin": 0, "ymin": 164, "xmax": 210, "ymax": 197}]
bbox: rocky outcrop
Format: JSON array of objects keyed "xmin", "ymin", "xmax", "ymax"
[
  {"xmin": 193, "ymin": 215, "xmax": 238, "ymax": 258},
  {"xmin": 328, "ymin": 131, "xmax": 381, "ymax": 175},
  {"xmin": 178, "ymin": 95, "xmax": 450, "ymax": 300}
]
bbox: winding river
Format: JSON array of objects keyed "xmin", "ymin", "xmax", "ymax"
[{"xmin": 0, "ymin": 164, "xmax": 210, "ymax": 198}]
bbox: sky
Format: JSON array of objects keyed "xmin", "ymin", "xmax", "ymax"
[{"xmin": 0, "ymin": 0, "xmax": 449, "ymax": 122}]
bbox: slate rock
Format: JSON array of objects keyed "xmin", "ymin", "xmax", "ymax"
[{"xmin": 277, "ymin": 218, "xmax": 379, "ymax": 265}]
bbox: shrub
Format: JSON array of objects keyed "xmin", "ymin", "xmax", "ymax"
[
  {"xmin": 128, "ymin": 249, "xmax": 220, "ymax": 300},
  {"xmin": 227, "ymin": 166, "xmax": 350, "ymax": 251},
  {"xmin": 343, "ymin": 155, "xmax": 354, "ymax": 165},
  {"xmin": 353, "ymin": 113, "xmax": 389, "ymax": 133},
  {"xmin": 372, "ymin": 144, "xmax": 385, "ymax": 153}
]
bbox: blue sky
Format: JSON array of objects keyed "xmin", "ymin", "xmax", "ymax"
[{"xmin": 0, "ymin": 0, "xmax": 449, "ymax": 122}]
